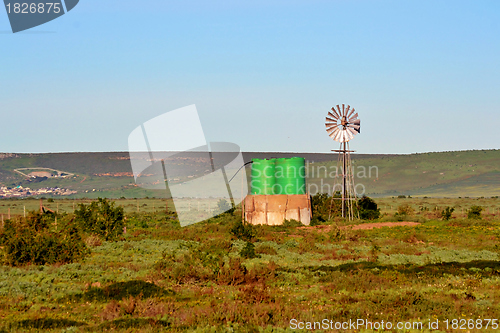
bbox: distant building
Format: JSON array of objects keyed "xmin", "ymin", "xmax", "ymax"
[{"xmin": 28, "ymin": 171, "xmax": 52, "ymax": 178}]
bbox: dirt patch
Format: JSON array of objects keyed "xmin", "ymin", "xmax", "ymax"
[
  {"xmin": 343, "ymin": 222, "xmax": 420, "ymax": 230},
  {"xmin": 299, "ymin": 222, "xmax": 420, "ymax": 232}
]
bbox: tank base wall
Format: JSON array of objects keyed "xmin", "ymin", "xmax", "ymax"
[{"xmin": 244, "ymin": 194, "xmax": 311, "ymax": 226}]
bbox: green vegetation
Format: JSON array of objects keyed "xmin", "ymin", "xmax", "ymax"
[
  {"xmin": 357, "ymin": 195, "xmax": 381, "ymax": 220},
  {"xmin": 215, "ymin": 198, "xmax": 234, "ymax": 216},
  {"xmin": 74, "ymin": 198, "xmax": 124, "ymax": 241},
  {"xmin": 0, "ymin": 212, "xmax": 88, "ymax": 266},
  {"xmin": 0, "ymin": 197, "xmax": 499, "ymax": 332},
  {"xmin": 468, "ymin": 205, "xmax": 483, "ymax": 220},
  {"xmin": 230, "ymin": 219, "xmax": 256, "ymax": 242},
  {"xmin": 310, "ymin": 192, "xmax": 340, "ymax": 225},
  {"xmin": 396, "ymin": 203, "xmax": 415, "ymax": 217},
  {"xmin": 441, "ymin": 206, "xmax": 455, "ymax": 220}
]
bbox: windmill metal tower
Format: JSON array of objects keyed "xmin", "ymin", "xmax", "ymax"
[{"xmin": 325, "ymin": 104, "xmax": 361, "ymax": 220}]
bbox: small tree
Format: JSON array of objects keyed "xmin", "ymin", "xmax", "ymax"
[
  {"xmin": 215, "ymin": 199, "xmax": 234, "ymax": 215},
  {"xmin": 230, "ymin": 220, "xmax": 256, "ymax": 242},
  {"xmin": 310, "ymin": 193, "xmax": 340, "ymax": 225},
  {"xmin": 74, "ymin": 198, "xmax": 124, "ymax": 241},
  {"xmin": 467, "ymin": 205, "xmax": 483, "ymax": 220},
  {"xmin": 396, "ymin": 204, "xmax": 415, "ymax": 216},
  {"xmin": 357, "ymin": 196, "xmax": 381, "ymax": 220},
  {"xmin": 239, "ymin": 241, "xmax": 260, "ymax": 259},
  {"xmin": 441, "ymin": 207, "xmax": 455, "ymax": 220}
]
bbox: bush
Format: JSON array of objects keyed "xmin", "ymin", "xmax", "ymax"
[
  {"xmin": 74, "ymin": 198, "xmax": 124, "ymax": 241},
  {"xmin": 310, "ymin": 193, "xmax": 340, "ymax": 224},
  {"xmin": 441, "ymin": 207, "xmax": 455, "ymax": 220},
  {"xmin": 283, "ymin": 219, "xmax": 303, "ymax": 227},
  {"xmin": 155, "ymin": 244, "xmax": 221, "ymax": 283},
  {"xmin": 240, "ymin": 241, "xmax": 260, "ymax": 259},
  {"xmin": 468, "ymin": 205, "xmax": 483, "ymax": 220},
  {"xmin": 396, "ymin": 204, "xmax": 415, "ymax": 216},
  {"xmin": 357, "ymin": 196, "xmax": 381, "ymax": 220},
  {"xmin": 0, "ymin": 212, "xmax": 89, "ymax": 266},
  {"xmin": 255, "ymin": 243, "xmax": 278, "ymax": 255},
  {"xmin": 155, "ymin": 244, "xmax": 264, "ymax": 285},
  {"xmin": 215, "ymin": 199, "xmax": 234, "ymax": 215},
  {"xmin": 230, "ymin": 220, "xmax": 256, "ymax": 242}
]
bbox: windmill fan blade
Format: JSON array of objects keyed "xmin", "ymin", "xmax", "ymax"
[
  {"xmin": 348, "ymin": 124, "xmax": 360, "ymax": 133},
  {"xmin": 328, "ymin": 111, "xmax": 339, "ymax": 120},
  {"xmin": 334, "ymin": 129, "xmax": 342, "ymax": 141},
  {"xmin": 344, "ymin": 130, "xmax": 351, "ymax": 142},
  {"xmin": 350, "ymin": 119, "xmax": 360, "ymax": 126},
  {"xmin": 345, "ymin": 105, "xmax": 350, "ymax": 116},
  {"xmin": 335, "ymin": 105, "xmax": 342, "ymax": 116},
  {"xmin": 326, "ymin": 125, "xmax": 338, "ymax": 134},
  {"xmin": 350, "ymin": 120, "xmax": 360, "ymax": 133},
  {"xmin": 348, "ymin": 113, "xmax": 358, "ymax": 122},
  {"xmin": 342, "ymin": 104, "xmax": 345, "ymax": 116},
  {"xmin": 326, "ymin": 117, "xmax": 337, "ymax": 123},
  {"xmin": 330, "ymin": 128, "xmax": 340, "ymax": 139},
  {"xmin": 336, "ymin": 131, "xmax": 342, "ymax": 142},
  {"xmin": 346, "ymin": 127, "xmax": 357, "ymax": 137},
  {"xmin": 340, "ymin": 130, "xmax": 347, "ymax": 142},
  {"xmin": 347, "ymin": 107, "xmax": 355, "ymax": 120},
  {"xmin": 325, "ymin": 122, "xmax": 337, "ymax": 128},
  {"xmin": 331, "ymin": 108, "xmax": 340, "ymax": 119},
  {"xmin": 344, "ymin": 128, "xmax": 353, "ymax": 141},
  {"xmin": 326, "ymin": 126, "xmax": 337, "ymax": 133}
]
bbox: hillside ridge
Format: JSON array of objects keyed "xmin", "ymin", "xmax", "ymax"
[{"xmin": 0, "ymin": 149, "xmax": 498, "ymax": 198}]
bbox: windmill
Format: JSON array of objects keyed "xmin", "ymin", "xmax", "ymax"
[{"xmin": 325, "ymin": 104, "xmax": 360, "ymax": 220}]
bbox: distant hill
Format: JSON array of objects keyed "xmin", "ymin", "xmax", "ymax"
[{"xmin": 0, "ymin": 150, "xmax": 498, "ymax": 198}]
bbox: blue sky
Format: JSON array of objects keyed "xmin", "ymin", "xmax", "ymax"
[{"xmin": 1, "ymin": 0, "xmax": 499, "ymax": 154}]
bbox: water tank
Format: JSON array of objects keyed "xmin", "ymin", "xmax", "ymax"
[
  {"xmin": 274, "ymin": 157, "xmax": 306, "ymax": 195},
  {"xmin": 250, "ymin": 158, "xmax": 276, "ymax": 195}
]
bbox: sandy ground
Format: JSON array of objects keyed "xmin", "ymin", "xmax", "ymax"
[
  {"xmin": 342, "ymin": 222, "xmax": 420, "ymax": 230},
  {"xmin": 299, "ymin": 222, "xmax": 420, "ymax": 232}
]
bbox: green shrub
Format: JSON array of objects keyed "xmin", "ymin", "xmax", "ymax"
[
  {"xmin": 240, "ymin": 242, "xmax": 260, "ymax": 259},
  {"xmin": 215, "ymin": 199, "xmax": 234, "ymax": 215},
  {"xmin": 155, "ymin": 243, "xmax": 259, "ymax": 285},
  {"xmin": 230, "ymin": 220, "xmax": 256, "ymax": 242},
  {"xmin": 357, "ymin": 196, "xmax": 381, "ymax": 220},
  {"xmin": 155, "ymin": 244, "xmax": 219, "ymax": 283},
  {"xmin": 468, "ymin": 205, "xmax": 483, "ymax": 219},
  {"xmin": 255, "ymin": 243, "xmax": 278, "ymax": 255},
  {"xmin": 0, "ymin": 213, "xmax": 89, "ymax": 266},
  {"xmin": 396, "ymin": 203, "xmax": 415, "ymax": 216},
  {"xmin": 283, "ymin": 219, "xmax": 303, "ymax": 227},
  {"xmin": 74, "ymin": 198, "xmax": 124, "ymax": 241},
  {"xmin": 310, "ymin": 193, "xmax": 340, "ymax": 224},
  {"xmin": 441, "ymin": 207, "xmax": 455, "ymax": 220}
]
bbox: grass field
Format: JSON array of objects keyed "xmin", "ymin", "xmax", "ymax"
[
  {"xmin": 1, "ymin": 197, "xmax": 499, "ymax": 221},
  {"xmin": 1, "ymin": 197, "xmax": 500, "ymax": 332}
]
